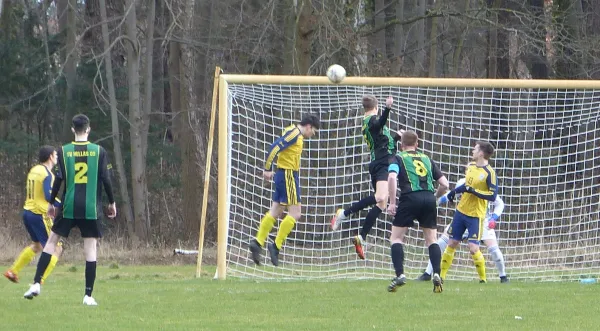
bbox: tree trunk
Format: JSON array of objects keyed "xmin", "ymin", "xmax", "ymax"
[
  {"xmin": 140, "ymin": 0, "xmax": 155, "ymax": 175},
  {"xmin": 393, "ymin": 0, "xmax": 405, "ymax": 75},
  {"xmin": 124, "ymin": 0, "xmax": 148, "ymax": 241},
  {"xmin": 553, "ymin": 0, "xmax": 584, "ymax": 78},
  {"xmin": 451, "ymin": 0, "xmax": 471, "ymax": 77},
  {"xmin": 428, "ymin": 0, "xmax": 443, "ymax": 77},
  {"xmin": 168, "ymin": 41, "xmax": 181, "ymax": 139},
  {"xmin": 0, "ymin": 0, "xmax": 12, "ymax": 138},
  {"xmin": 295, "ymin": 0, "xmax": 315, "ymax": 75},
  {"xmin": 352, "ymin": 0, "xmax": 368, "ymax": 75},
  {"xmin": 527, "ymin": 0, "xmax": 548, "ymax": 79},
  {"xmin": 487, "ymin": 0, "xmax": 509, "ymax": 79},
  {"xmin": 58, "ymin": 0, "xmax": 77, "ymax": 141},
  {"xmin": 99, "ymin": 0, "xmax": 136, "ymax": 242},
  {"xmin": 412, "ymin": 0, "xmax": 426, "ymax": 76},
  {"xmin": 177, "ymin": 0, "xmax": 203, "ymax": 238},
  {"xmin": 374, "ymin": 0, "xmax": 386, "ymax": 59}
]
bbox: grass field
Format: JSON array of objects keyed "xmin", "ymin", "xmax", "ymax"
[{"xmin": 1, "ymin": 264, "xmax": 599, "ymax": 331}]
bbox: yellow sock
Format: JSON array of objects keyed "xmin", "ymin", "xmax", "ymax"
[
  {"xmin": 255, "ymin": 212, "xmax": 276, "ymax": 247},
  {"xmin": 41, "ymin": 255, "xmax": 58, "ymax": 284},
  {"xmin": 440, "ymin": 246, "xmax": 456, "ymax": 280},
  {"xmin": 10, "ymin": 246, "xmax": 36, "ymax": 274},
  {"xmin": 472, "ymin": 250, "xmax": 487, "ymax": 282},
  {"xmin": 274, "ymin": 215, "xmax": 296, "ymax": 250}
]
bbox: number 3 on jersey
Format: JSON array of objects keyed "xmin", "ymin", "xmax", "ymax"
[
  {"xmin": 74, "ymin": 162, "xmax": 88, "ymax": 184},
  {"xmin": 413, "ymin": 159, "xmax": 428, "ymax": 177}
]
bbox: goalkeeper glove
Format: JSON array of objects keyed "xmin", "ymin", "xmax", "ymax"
[
  {"xmin": 438, "ymin": 193, "xmax": 450, "ymax": 205},
  {"xmin": 487, "ymin": 214, "xmax": 499, "ymax": 230}
]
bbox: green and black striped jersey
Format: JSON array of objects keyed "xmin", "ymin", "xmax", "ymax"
[
  {"xmin": 388, "ymin": 150, "xmax": 443, "ymax": 194},
  {"xmin": 361, "ymin": 106, "xmax": 396, "ymax": 161},
  {"xmin": 54, "ymin": 141, "xmax": 114, "ymax": 220}
]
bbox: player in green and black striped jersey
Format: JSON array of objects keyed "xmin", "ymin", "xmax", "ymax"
[
  {"xmin": 330, "ymin": 95, "xmax": 401, "ymax": 260},
  {"xmin": 386, "ymin": 130, "xmax": 449, "ymax": 293},
  {"xmin": 24, "ymin": 114, "xmax": 116, "ymax": 306}
]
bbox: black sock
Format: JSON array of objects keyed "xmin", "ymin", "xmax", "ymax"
[
  {"xmin": 33, "ymin": 252, "xmax": 53, "ymax": 284},
  {"xmin": 345, "ymin": 195, "xmax": 377, "ymax": 216},
  {"xmin": 85, "ymin": 261, "xmax": 97, "ymax": 297},
  {"xmin": 359, "ymin": 205, "xmax": 382, "ymax": 240},
  {"xmin": 391, "ymin": 243, "xmax": 404, "ymax": 277},
  {"xmin": 428, "ymin": 243, "xmax": 442, "ymax": 275}
]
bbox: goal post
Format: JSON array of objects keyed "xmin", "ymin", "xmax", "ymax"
[{"xmin": 209, "ymin": 74, "xmax": 600, "ymax": 281}]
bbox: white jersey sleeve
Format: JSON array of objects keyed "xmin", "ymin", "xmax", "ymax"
[{"xmin": 491, "ymin": 196, "xmax": 504, "ymax": 217}]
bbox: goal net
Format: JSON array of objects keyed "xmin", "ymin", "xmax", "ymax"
[{"xmin": 215, "ymin": 76, "xmax": 600, "ymax": 282}]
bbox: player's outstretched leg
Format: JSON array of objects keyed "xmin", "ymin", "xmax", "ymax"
[
  {"xmin": 330, "ymin": 196, "xmax": 376, "ymax": 230},
  {"xmin": 330, "ymin": 209, "xmax": 346, "ymax": 230},
  {"xmin": 5, "ymin": 245, "xmax": 37, "ymax": 283}
]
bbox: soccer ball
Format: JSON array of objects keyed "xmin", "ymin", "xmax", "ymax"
[{"xmin": 326, "ymin": 64, "xmax": 346, "ymax": 84}]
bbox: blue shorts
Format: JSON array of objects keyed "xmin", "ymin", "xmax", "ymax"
[
  {"xmin": 447, "ymin": 210, "xmax": 482, "ymax": 243},
  {"xmin": 22, "ymin": 210, "xmax": 52, "ymax": 247},
  {"xmin": 272, "ymin": 169, "xmax": 300, "ymax": 205}
]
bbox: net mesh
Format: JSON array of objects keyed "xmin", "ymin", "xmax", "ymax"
[{"xmin": 223, "ymin": 83, "xmax": 600, "ymax": 281}]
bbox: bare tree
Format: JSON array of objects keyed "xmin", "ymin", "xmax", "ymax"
[
  {"xmin": 99, "ymin": 0, "xmax": 136, "ymax": 242},
  {"xmin": 123, "ymin": 0, "xmax": 148, "ymax": 240}
]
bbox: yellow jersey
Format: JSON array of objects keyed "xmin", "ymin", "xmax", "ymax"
[
  {"xmin": 265, "ymin": 125, "xmax": 304, "ymax": 171},
  {"xmin": 457, "ymin": 163, "xmax": 497, "ymax": 219},
  {"xmin": 23, "ymin": 164, "xmax": 55, "ymax": 215}
]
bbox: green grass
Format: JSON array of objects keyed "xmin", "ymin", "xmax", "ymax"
[{"xmin": 1, "ymin": 265, "xmax": 599, "ymax": 331}]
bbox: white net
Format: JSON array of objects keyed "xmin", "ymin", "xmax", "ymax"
[{"xmin": 222, "ymin": 81, "xmax": 600, "ymax": 281}]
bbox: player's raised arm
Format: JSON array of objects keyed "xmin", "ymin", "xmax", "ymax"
[{"xmin": 369, "ymin": 96, "xmax": 393, "ymax": 131}]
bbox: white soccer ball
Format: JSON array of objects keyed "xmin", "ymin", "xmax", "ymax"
[{"xmin": 326, "ymin": 64, "xmax": 346, "ymax": 84}]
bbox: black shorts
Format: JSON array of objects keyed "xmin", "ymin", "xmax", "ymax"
[
  {"xmin": 368, "ymin": 157, "xmax": 391, "ymax": 190},
  {"xmin": 393, "ymin": 190, "xmax": 437, "ymax": 229},
  {"xmin": 52, "ymin": 213, "xmax": 102, "ymax": 238}
]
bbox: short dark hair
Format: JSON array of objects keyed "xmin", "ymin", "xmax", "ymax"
[
  {"xmin": 72, "ymin": 114, "xmax": 90, "ymax": 134},
  {"xmin": 401, "ymin": 130, "xmax": 419, "ymax": 147},
  {"xmin": 38, "ymin": 145, "xmax": 55, "ymax": 163},
  {"xmin": 299, "ymin": 114, "xmax": 320, "ymax": 130},
  {"xmin": 362, "ymin": 95, "xmax": 377, "ymax": 110},
  {"xmin": 477, "ymin": 140, "xmax": 495, "ymax": 159}
]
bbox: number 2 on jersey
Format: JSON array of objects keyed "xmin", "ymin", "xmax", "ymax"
[{"xmin": 74, "ymin": 162, "xmax": 88, "ymax": 184}]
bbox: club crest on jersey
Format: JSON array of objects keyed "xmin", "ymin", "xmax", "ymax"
[{"xmin": 479, "ymin": 173, "xmax": 485, "ymax": 180}]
